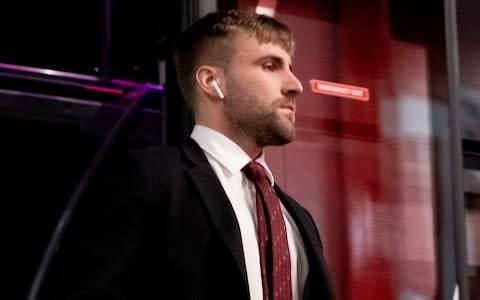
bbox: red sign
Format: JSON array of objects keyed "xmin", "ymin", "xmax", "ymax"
[{"xmin": 309, "ymin": 79, "xmax": 370, "ymax": 101}]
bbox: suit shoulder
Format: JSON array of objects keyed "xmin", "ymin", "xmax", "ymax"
[{"xmin": 128, "ymin": 145, "xmax": 183, "ymax": 165}]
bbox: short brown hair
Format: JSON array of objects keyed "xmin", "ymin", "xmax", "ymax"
[{"xmin": 172, "ymin": 10, "xmax": 296, "ymax": 110}]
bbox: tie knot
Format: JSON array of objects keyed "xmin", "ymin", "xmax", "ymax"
[{"xmin": 242, "ymin": 161, "xmax": 267, "ymax": 183}]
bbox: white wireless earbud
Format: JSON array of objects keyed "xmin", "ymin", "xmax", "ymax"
[{"xmin": 210, "ymin": 80, "xmax": 225, "ymax": 99}]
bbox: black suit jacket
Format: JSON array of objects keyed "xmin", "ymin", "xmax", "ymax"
[{"xmin": 42, "ymin": 139, "xmax": 333, "ymax": 300}]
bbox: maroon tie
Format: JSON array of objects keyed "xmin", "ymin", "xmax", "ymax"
[{"xmin": 242, "ymin": 161, "xmax": 292, "ymax": 300}]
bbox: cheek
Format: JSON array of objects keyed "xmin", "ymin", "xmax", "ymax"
[
  {"xmin": 227, "ymin": 73, "xmax": 280, "ymax": 107},
  {"xmin": 241, "ymin": 71, "xmax": 276, "ymax": 91},
  {"xmin": 253, "ymin": 76, "xmax": 276, "ymax": 89},
  {"xmin": 249, "ymin": 83, "xmax": 278, "ymax": 107}
]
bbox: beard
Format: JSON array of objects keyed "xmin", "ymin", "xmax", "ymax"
[{"xmin": 224, "ymin": 80, "xmax": 296, "ymax": 147}]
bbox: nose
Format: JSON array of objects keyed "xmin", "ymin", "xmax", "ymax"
[{"xmin": 283, "ymin": 71, "xmax": 303, "ymax": 97}]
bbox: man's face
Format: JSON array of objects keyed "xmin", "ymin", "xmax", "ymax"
[{"xmin": 223, "ymin": 31, "xmax": 303, "ymax": 147}]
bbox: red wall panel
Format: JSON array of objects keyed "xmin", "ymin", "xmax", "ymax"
[{"xmin": 235, "ymin": 0, "xmax": 439, "ymax": 299}]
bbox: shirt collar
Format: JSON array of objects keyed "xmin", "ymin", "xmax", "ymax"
[{"xmin": 191, "ymin": 125, "xmax": 275, "ymax": 186}]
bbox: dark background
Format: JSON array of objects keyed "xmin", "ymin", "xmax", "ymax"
[{"xmin": 0, "ymin": 1, "xmax": 194, "ymax": 299}]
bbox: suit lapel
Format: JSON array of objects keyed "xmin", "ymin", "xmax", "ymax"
[
  {"xmin": 275, "ymin": 186, "xmax": 333, "ymax": 299},
  {"xmin": 181, "ymin": 139, "xmax": 249, "ymax": 290},
  {"xmin": 180, "ymin": 139, "xmax": 331, "ymax": 298}
]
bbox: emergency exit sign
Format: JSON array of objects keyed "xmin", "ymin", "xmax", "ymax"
[{"xmin": 309, "ymin": 79, "xmax": 369, "ymax": 101}]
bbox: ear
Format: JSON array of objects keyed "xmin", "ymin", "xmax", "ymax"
[{"xmin": 196, "ymin": 65, "xmax": 225, "ymax": 99}]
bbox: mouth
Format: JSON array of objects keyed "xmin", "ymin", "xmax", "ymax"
[{"xmin": 280, "ymin": 104, "xmax": 295, "ymax": 113}]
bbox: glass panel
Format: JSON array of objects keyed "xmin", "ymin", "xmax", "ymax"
[
  {"xmin": 221, "ymin": 0, "xmax": 454, "ymax": 298},
  {"xmin": 458, "ymin": 0, "xmax": 480, "ymax": 298}
]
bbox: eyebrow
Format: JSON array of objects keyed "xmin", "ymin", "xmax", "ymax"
[{"xmin": 256, "ymin": 55, "xmax": 293, "ymax": 70}]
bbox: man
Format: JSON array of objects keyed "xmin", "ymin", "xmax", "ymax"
[{"xmin": 42, "ymin": 10, "xmax": 333, "ymax": 300}]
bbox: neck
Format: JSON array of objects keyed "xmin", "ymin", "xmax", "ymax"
[
  {"xmin": 194, "ymin": 101, "xmax": 263, "ymax": 159},
  {"xmin": 194, "ymin": 121, "xmax": 263, "ymax": 159}
]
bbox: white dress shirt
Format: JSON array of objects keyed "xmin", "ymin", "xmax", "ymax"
[{"xmin": 191, "ymin": 125, "xmax": 309, "ymax": 300}]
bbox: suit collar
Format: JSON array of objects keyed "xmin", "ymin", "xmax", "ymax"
[
  {"xmin": 190, "ymin": 125, "xmax": 251, "ymax": 175},
  {"xmin": 190, "ymin": 125, "xmax": 275, "ymax": 185},
  {"xmin": 181, "ymin": 138, "xmax": 249, "ymax": 291}
]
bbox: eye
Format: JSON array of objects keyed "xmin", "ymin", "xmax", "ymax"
[{"xmin": 263, "ymin": 62, "xmax": 277, "ymax": 71}]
